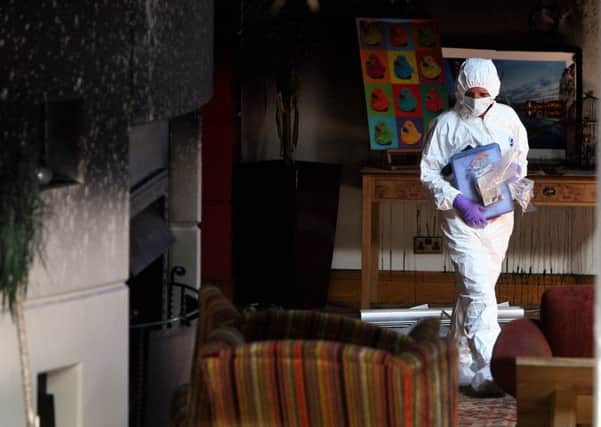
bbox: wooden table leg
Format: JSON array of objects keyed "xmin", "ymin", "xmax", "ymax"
[
  {"xmin": 361, "ymin": 175, "xmax": 380, "ymax": 309},
  {"xmin": 550, "ymin": 390, "xmax": 577, "ymax": 427},
  {"xmin": 516, "ymin": 357, "xmax": 594, "ymax": 427}
]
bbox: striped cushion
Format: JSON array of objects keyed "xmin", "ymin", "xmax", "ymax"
[
  {"xmin": 197, "ymin": 286, "xmax": 241, "ymax": 346},
  {"xmin": 241, "ymin": 310, "xmax": 415, "ymax": 354},
  {"xmin": 389, "ymin": 339, "xmax": 458, "ymax": 426},
  {"xmin": 187, "ymin": 339, "xmax": 246, "ymax": 427},
  {"xmin": 187, "ymin": 286, "xmax": 242, "ymax": 427},
  {"xmin": 196, "ymin": 339, "xmax": 457, "ymax": 427},
  {"xmin": 206, "ymin": 326, "xmax": 246, "ymax": 348}
]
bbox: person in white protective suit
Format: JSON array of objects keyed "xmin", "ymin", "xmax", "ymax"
[{"xmin": 420, "ymin": 58, "xmax": 529, "ymax": 394}]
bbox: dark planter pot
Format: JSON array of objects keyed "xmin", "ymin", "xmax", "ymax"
[{"xmin": 233, "ymin": 160, "xmax": 341, "ymax": 309}]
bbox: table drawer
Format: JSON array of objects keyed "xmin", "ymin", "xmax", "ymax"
[
  {"xmin": 374, "ymin": 178, "xmax": 428, "ymax": 201},
  {"xmin": 533, "ymin": 181, "xmax": 596, "ymax": 206},
  {"xmin": 367, "ymin": 174, "xmax": 596, "ymax": 205}
]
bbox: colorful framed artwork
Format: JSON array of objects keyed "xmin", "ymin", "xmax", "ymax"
[{"xmin": 357, "ymin": 18, "xmax": 447, "ymax": 151}]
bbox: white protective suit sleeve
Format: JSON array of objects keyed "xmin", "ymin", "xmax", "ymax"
[
  {"xmin": 420, "ymin": 120, "xmax": 461, "ymax": 211},
  {"xmin": 514, "ymin": 110, "xmax": 529, "ymax": 180}
]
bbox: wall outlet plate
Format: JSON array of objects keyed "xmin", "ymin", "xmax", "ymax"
[{"xmin": 413, "ymin": 236, "xmax": 443, "ymax": 254}]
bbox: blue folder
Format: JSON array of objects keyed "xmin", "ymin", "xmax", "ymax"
[{"xmin": 450, "ymin": 143, "xmax": 514, "ymax": 219}]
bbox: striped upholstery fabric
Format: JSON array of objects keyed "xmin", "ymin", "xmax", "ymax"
[
  {"xmin": 196, "ymin": 286, "xmax": 241, "ymax": 346},
  {"xmin": 206, "ymin": 326, "xmax": 246, "ymax": 348},
  {"xmin": 197, "ymin": 339, "xmax": 457, "ymax": 427},
  {"xmin": 389, "ymin": 339, "xmax": 458, "ymax": 426},
  {"xmin": 182, "ymin": 286, "xmax": 458, "ymax": 427},
  {"xmin": 187, "ymin": 334, "xmax": 248, "ymax": 427},
  {"xmin": 241, "ymin": 309, "xmax": 415, "ymax": 354},
  {"xmin": 187, "ymin": 287, "xmax": 244, "ymax": 427}
]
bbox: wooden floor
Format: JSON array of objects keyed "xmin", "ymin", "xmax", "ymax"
[{"xmin": 328, "ymin": 270, "xmax": 594, "ymax": 307}]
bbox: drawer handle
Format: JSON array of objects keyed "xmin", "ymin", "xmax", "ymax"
[{"xmin": 543, "ymin": 187, "xmax": 556, "ymax": 196}]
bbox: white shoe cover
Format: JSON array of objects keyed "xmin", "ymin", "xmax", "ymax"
[
  {"xmin": 471, "ymin": 366, "xmax": 504, "ymax": 397},
  {"xmin": 458, "ymin": 365, "xmax": 475, "ymax": 387}
]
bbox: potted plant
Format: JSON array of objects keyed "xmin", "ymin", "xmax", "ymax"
[
  {"xmin": 0, "ymin": 136, "xmax": 45, "ymax": 427},
  {"xmin": 233, "ymin": 0, "xmax": 341, "ymax": 309}
]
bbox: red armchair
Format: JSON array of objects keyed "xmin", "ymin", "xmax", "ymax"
[{"xmin": 490, "ymin": 285, "xmax": 594, "ymax": 396}]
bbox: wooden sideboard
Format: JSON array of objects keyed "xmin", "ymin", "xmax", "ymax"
[{"xmin": 361, "ymin": 168, "xmax": 596, "ymax": 308}]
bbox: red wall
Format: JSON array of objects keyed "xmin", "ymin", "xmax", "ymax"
[{"xmin": 201, "ymin": 50, "xmax": 239, "ymax": 299}]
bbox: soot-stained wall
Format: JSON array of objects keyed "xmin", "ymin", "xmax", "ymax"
[
  {"xmin": 0, "ymin": 0, "xmax": 213, "ymax": 298},
  {"xmin": 131, "ymin": 0, "xmax": 214, "ymax": 122}
]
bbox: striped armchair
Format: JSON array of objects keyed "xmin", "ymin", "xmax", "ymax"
[{"xmin": 176, "ymin": 286, "xmax": 458, "ymax": 427}]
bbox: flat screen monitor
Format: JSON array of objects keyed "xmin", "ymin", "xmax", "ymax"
[{"xmin": 441, "ymin": 47, "xmax": 580, "ymax": 163}]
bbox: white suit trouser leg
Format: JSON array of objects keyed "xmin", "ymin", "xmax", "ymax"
[{"xmin": 442, "ymin": 211, "xmax": 514, "ymax": 384}]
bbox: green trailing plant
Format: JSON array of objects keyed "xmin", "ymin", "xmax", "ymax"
[
  {"xmin": 0, "ymin": 148, "xmax": 44, "ymax": 311},
  {"xmin": 0, "ymin": 135, "xmax": 45, "ymax": 427}
]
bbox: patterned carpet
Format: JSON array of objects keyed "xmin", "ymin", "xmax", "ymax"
[{"xmin": 458, "ymin": 392, "xmax": 516, "ymax": 426}]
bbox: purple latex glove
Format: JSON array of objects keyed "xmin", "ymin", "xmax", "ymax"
[{"xmin": 453, "ymin": 194, "xmax": 488, "ymax": 227}]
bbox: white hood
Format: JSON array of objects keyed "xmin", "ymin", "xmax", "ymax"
[{"xmin": 454, "ymin": 58, "xmax": 501, "ymax": 117}]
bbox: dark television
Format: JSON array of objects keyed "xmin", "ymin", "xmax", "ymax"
[{"xmin": 441, "ymin": 47, "xmax": 581, "ymax": 162}]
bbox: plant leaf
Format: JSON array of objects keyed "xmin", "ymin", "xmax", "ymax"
[{"xmin": 0, "ymin": 134, "xmax": 45, "ymax": 315}]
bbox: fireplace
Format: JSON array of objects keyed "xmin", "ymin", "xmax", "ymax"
[
  {"xmin": 127, "ymin": 112, "xmax": 202, "ymax": 427},
  {"xmin": 0, "ymin": 1, "xmax": 213, "ymax": 425}
]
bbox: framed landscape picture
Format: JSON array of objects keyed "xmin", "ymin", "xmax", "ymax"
[{"xmin": 442, "ymin": 47, "xmax": 580, "ymax": 161}]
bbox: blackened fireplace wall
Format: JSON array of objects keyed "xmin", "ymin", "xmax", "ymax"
[{"xmin": 1, "ymin": 1, "xmax": 213, "ymax": 426}]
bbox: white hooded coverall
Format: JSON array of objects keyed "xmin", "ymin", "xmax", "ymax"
[{"xmin": 420, "ymin": 58, "xmax": 529, "ymax": 390}]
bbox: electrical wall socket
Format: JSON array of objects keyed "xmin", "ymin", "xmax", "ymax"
[{"xmin": 413, "ymin": 236, "xmax": 443, "ymax": 254}]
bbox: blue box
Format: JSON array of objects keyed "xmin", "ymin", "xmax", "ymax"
[{"xmin": 450, "ymin": 143, "xmax": 514, "ymax": 219}]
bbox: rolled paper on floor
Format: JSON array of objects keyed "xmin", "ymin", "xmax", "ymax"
[{"xmin": 361, "ymin": 305, "xmax": 524, "ymax": 328}]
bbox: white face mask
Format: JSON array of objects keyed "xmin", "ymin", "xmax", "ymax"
[{"xmin": 464, "ymin": 96, "xmax": 494, "ymax": 117}]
